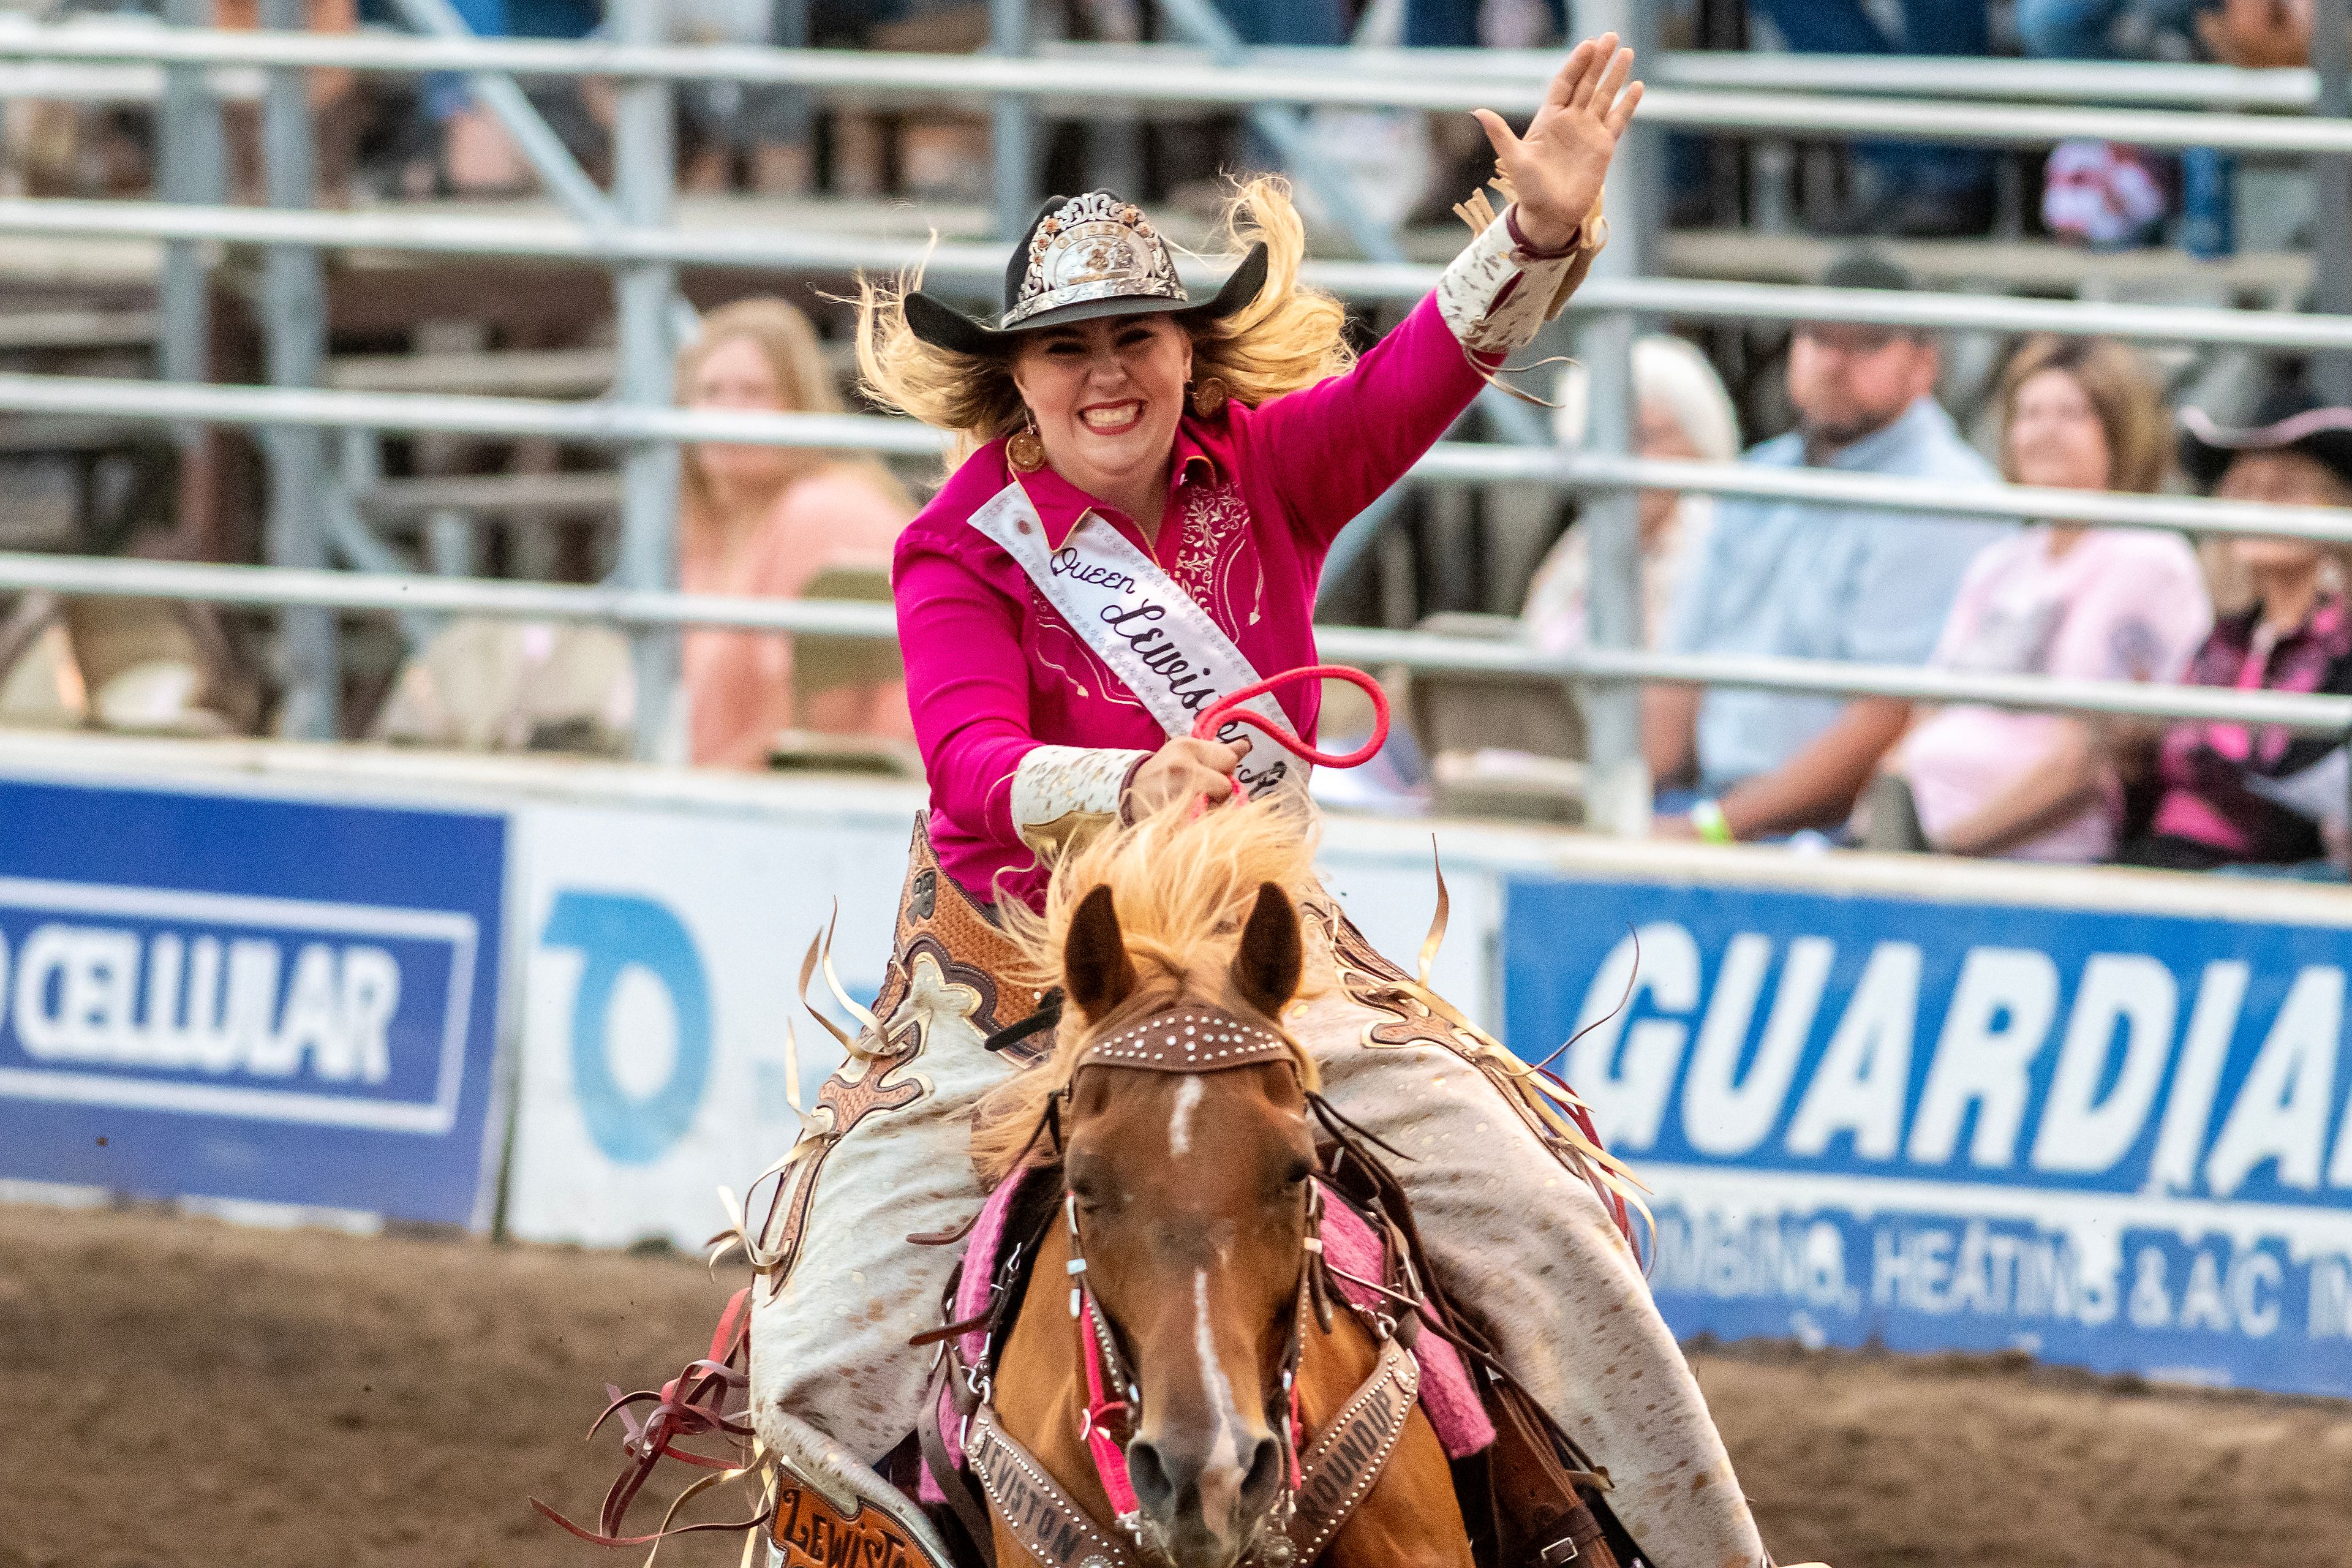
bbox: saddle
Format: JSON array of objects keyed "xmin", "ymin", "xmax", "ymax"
[{"xmin": 914, "ymin": 1123, "xmax": 1636, "ymax": 1568}]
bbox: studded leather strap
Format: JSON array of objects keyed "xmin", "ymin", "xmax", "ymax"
[
  {"xmin": 958, "ymin": 1326, "xmax": 1419, "ymax": 1568},
  {"xmin": 1077, "ymin": 1005, "xmax": 1294, "ymax": 1075},
  {"xmin": 1281, "ymin": 1332, "xmax": 1422, "ymax": 1562},
  {"xmin": 964, "ymin": 1403, "xmax": 1145, "ymax": 1568}
]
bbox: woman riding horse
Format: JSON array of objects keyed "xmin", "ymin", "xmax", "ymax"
[{"xmin": 746, "ymin": 37, "xmax": 1773, "ymax": 1568}]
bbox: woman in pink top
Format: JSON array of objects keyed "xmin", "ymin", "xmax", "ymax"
[
  {"xmin": 745, "ymin": 42, "xmax": 1784, "ymax": 1568},
  {"xmin": 676, "ymin": 298, "xmax": 914, "ymax": 767},
  {"xmin": 1874, "ymin": 336, "xmax": 2211, "ymax": 859}
]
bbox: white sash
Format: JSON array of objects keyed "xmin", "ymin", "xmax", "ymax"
[{"xmin": 967, "ymin": 478, "xmax": 1310, "ymax": 800}]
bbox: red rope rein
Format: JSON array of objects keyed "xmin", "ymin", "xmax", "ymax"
[{"xmin": 1189, "ymin": 664, "xmax": 1392, "ymax": 770}]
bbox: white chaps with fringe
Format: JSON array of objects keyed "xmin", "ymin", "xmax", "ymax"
[{"xmin": 745, "ymin": 821, "xmax": 1766, "ymax": 1568}]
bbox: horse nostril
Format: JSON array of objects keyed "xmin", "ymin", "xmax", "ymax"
[
  {"xmin": 1126, "ymin": 1439, "xmax": 1175, "ymax": 1515},
  {"xmin": 1239, "ymin": 1436, "xmax": 1284, "ymax": 1512}
]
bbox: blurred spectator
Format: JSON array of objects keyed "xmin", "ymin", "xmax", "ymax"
[
  {"xmin": 1748, "ymin": 0, "xmax": 1995, "ymax": 236},
  {"xmin": 1524, "ymin": 333, "xmax": 1741, "ymax": 651},
  {"xmin": 0, "ymin": 529, "xmax": 260, "ymax": 738},
  {"xmin": 2017, "ymin": 0, "xmax": 2201, "ymax": 251},
  {"xmin": 1205, "ymin": 0, "xmax": 1349, "ymax": 183},
  {"xmin": 847, "ymin": 3, "xmax": 1001, "ymax": 201},
  {"xmin": 2198, "ymin": 0, "xmax": 2320, "ymax": 66},
  {"xmin": 677, "ymin": 298, "xmax": 914, "ymax": 769},
  {"xmin": 672, "ymin": 0, "xmax": 812, "ymax": 195},
  {"xmin": 2022, "ymin": 1, "xmax": 2320, "ymax": 253},
  {"xmin": 1866, "ymin": 337, "xmax": 2211, "ymax": 859},
  {"xmin": 2116, "ymin": 384, "xmax": 2352, "ymax": 875},
  {"xmin": 413, "ymin": 0, "xmax": 601, "ymax": 197},
  {"xmin": 2041, "ymin": 138, "xmax": 2173, "ymax": 251},
  {"xmin": 1647, "ymin": 251, "xmax": 2010, "ymax": 842},
  {"xmin": 218, "ymin": 0, "xmax": 363, "ymax": 203}
]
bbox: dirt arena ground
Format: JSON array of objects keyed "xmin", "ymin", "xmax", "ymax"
[{"xmin": 2, "ymin": 1202, "xmax": 2345, "ymax": 1568}]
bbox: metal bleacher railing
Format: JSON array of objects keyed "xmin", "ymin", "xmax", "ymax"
[{"xmin": 1, "ymin": 4, "xmax": 2350, "ymax": 836}]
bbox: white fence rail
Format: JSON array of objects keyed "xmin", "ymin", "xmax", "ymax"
[
  {"xmin": 0, "ymin": 16, "xmax": 2346, "ymax": 816},
  {"xmin": 6, "ymin": 198, "xmax": 2351, "ymax": 355},
  {"xmin": 5, "ymin": 551, "xmax": 2346, "ymax": 736},
  {"xmin": 0, "ymin": 28, "xmax": 2346, "ymax": 154},
  {"xmin": 10, "ymin": 373, "xmax": 2351, "ymax": 546}
]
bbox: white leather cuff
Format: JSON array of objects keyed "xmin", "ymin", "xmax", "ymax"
[
  {"xmin": 1436, "ymin": 203, "xmax": 1600, "ymax": 357},
  {"xmin": 1010, "ymin": 745, "xmax": 1152, "ymax": 856}
]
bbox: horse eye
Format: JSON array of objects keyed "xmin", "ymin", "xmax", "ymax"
[{"xmin": 1281, "ymin": 1157, "xmax": 1313, "ymax": 1188}]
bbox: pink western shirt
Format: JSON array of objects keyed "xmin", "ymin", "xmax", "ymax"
[{"xmin": 893, "ymin": 293, "xmax": 1494, "ymax": 906}]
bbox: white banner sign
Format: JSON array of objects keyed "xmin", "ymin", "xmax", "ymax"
[{"xmin": 505, "ymin": 801, "xmax": 911, "ymax": 1250}]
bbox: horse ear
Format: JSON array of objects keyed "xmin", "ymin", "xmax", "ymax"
[
  {"xmin": 1231, "ymin": 881, "xmax": 1302, "ymax": 1019},
  {"xmin": 1064, "ymin": 884, "xmax": 1138, "ymax": 1020}
]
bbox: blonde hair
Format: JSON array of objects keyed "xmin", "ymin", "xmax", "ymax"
[
  {"xmin": 852, "ymin": 177, "xmax": 1355, "ymax": 469},
  {"xmin": 1996, "ymin": 335, "xmax": 2170, "ymax": 496},
  {"xmin": 676, "ymin": 296, "xmax": 909, "ymax": 525},
  {"xmin": 971, "ymin": 796, "xmax": 1325, "ymax": 1183}
]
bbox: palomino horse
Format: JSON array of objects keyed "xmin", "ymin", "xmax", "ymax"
[{"xmin": 956, "ymin": 872, "xmax": 1473, "ymax": 1568}]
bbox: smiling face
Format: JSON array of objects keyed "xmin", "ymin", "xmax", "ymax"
[
  {"xmin": 686, "ymin": 333, "xmax": 796, "ymax": 496},
  {"xmin": 2006, "ymin": 366, "xmax": 2114, "ymax": 492},
  {"xmin": 1010, "ymin": 314, "xmax": 1193, "ymax": 507},
  {"xmin": 2218, "ymin": 449, "xmax": 2351, "ymax": 578}
]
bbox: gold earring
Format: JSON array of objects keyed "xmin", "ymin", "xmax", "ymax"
[
  {"xmin": 1189, "ymin": 375, "xmax": 1229, "ymax": 418},
  {"xmin": 1006, "ymin": 419, "xmax": 1045, "ymax": 473}
]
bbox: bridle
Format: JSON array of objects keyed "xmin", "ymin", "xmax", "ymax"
[
  {"xmin": 1060, "ymin": 1142, "xmax": 1324, "ymax": 1564},
  {"xmin": 1040, "ymin": 1002, "xmax": 1425, "ymax": 1568},
  {"xmin": 1052, "ymin": 1003, "xmax": 1317, "ymax": 1559},
  {"xmin": 941, "ymin": 1005, "xmax": 1435, "ymax": 1568}
]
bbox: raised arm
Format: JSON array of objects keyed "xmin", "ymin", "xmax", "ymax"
[{"xmin": 1245, "ymin": 36, "xmax": 1643, "ymax": 545}]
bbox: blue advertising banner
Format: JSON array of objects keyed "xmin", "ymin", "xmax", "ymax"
[
  {"xmin": 0, "ymin": 775, "xmax": 505, "ymax": 1226},
  {"xmin": 1505, "ymin": 875, "xmax": 2352, "ymax": 1397}
]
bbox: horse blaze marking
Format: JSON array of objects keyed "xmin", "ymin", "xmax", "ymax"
[{"xmin": 770, "ymin": 1485, "xmax": 919, "ymax": 1568}]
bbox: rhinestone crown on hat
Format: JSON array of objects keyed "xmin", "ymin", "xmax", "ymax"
[
  {"xmin": 1077, "ymin": 1005, "xmax": 1293, "ymax": 1074},
  {"xmin": 1001, "ymin": 192, "xmax": 1187, "ymax": 330}
]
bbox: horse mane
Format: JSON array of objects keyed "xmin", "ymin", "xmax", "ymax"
[{"xmin": 974, "ymin": 796, "xmax": 1325, "ymax": 1185}]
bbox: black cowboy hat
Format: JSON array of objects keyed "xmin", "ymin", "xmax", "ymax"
[
  {"xmin": 902, "ymin": 190, "xmax": 1269, "ymax": 357},
  {"xmin": 2179, "ymin": 380, "xmax": 2352, "ymax": 494}
]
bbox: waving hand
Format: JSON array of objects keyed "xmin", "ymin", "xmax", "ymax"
[{"xmin": 1471, "ymin": 34, "xmax": 1643, "ymax": 254}]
